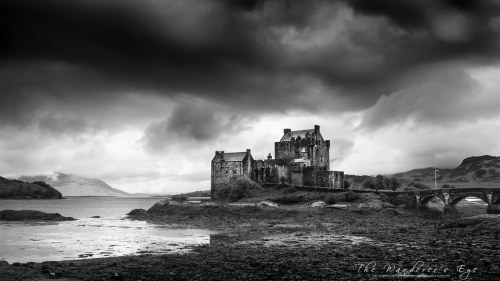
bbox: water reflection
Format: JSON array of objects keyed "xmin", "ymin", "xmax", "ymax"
[{"xmin": 0, "ymin": 217, "xmax": 217, "ymax": 263}]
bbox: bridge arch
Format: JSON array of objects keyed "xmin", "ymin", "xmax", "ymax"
[
  {"xmin": 420, "ymin": 195, "xmax": 444, "ymax": 207},
  {"xmin": 449, "ymin": 195, "xmax": 489, "ymax": 206}
]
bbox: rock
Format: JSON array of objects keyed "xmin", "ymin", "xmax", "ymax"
[
  {"xmin": 146, "ymin": 199, "xmax": 172, "ymax": 214},
  {"xmin": 127, "ymin": 209, "xmax": 147, "ymax": 216},
  {"xmin": 311, "ymin": 201, "xmax": 326, "ymax": 208},
  {"xmin": 90, "ymin": 215, "xmax": 101, "ymax": 218},
  {"xmin": 112, "ymin": 272, "xmax": 123, "ymax": 280},
  {"xmin": 357, "ymin": 198, "xmax": 384, "ymax": 211},
  {"xmin": 380, "ymin": 208, "xmax": 400, "ymax": 216},
  {"xmin": 258, "ymin": 201, "xmax": 278, "ymax": 208},
  {"xmin": 381, "ymin": 202, "xmax": 396, "ymax": 208},
  {"xmin": 146, "ymin": 199, "xmax": 190, "ymax": 214},
  {"xmin": 0, "ymin": 210, "xmax": 75, "ymax": 221}
]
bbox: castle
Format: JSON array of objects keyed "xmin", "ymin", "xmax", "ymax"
[{"xmin": 211, "ymin": 125, "xmax": 344, "ymax": 198}]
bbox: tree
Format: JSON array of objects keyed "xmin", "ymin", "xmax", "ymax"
[{"xmin": 343, "ymin": 180, "xmax": 351, "ymax": 189}]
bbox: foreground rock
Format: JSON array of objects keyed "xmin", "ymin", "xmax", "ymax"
[{"xmin": 0, "ymin": 210, "xmax": 75, "ymax": 221}]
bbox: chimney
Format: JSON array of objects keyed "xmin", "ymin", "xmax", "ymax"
[
  {"xmin": 267, "ymin": 153, "xmax": 272, "ymax": 160},
  {"xmin": 284, "ymin": 128, "xmax": 291, "ymax": 135},
  {"xmin": 215, "ymin": 151, "xmax": 220, "ymax": 155},
  {"xmin": 246, "ymin": 149, "xmax": 251, "ymax": 155},
  {"xmin": 314, "ymin": 125, "xmax": 320, "ymax": 133},
  {"xmin": 220, "ymin": 151, "xmax": 224, "ymax": 159}
]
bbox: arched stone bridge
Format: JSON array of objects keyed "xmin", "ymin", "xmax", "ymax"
[{"xmin": 379, "ymin": 188, "xmax": 500, "ymax": 214}]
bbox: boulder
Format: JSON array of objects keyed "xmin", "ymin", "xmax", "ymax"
[
  {"xmin": 258, "ymin": 201, "xmax": 278, "ymax": 208},
  {"xmin": 0, "ymin": 210, "xmax": 75, "ymax": 221},
  {"xmin": 311, "ymin": 201, "xmax": 326, "ymax": 208},
  {"xmin": 146, "ymin": 199, "xmax": 172, "ymax": 214}
]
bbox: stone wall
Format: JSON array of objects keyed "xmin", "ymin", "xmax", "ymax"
[{"xmin": 300, "ymin": 169, "xmax": 343, "ymax": 188}]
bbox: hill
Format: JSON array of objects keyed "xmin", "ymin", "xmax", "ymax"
[
  {"xmin": 18, "ymin": 172, "xmax": 129, "ymax": 197},
  {"xmin": 0, "ymin": 177, "xmax": 63, "ymax": 199},
  {"xmin": 391, "ymin": 155, "xmax": 500, "ymax": 186}
]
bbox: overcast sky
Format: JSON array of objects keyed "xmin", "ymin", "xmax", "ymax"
[{"xmin": 2, "ymin": 0, "xmax": 500, "ymax": 194}]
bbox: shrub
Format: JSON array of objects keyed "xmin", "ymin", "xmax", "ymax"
[
  {"xmin": 227, "ymin": 178, "xmax": 262, "ymax": 202},
  {"xmin": 283, "ymin": 186, "xmax": 297, "ymax": 194},
  {"xmin": 171, "ymin": 195, "xmax": 188, "ymax": 202},
  {"xmin": 324, "ymin": 194, "xmax": 337, "ymax": 205},
  {"xmin": 408, "ymin": 181, "xmax": 431, "ymax": 190},
  {"xmin": 362, "ymin": 175, "xmax": 400, "ymax": 191},
  {"xmin": 344, "ymin": 191, "xmax": 360, "ymax": 202},
  {"xmin": 362, "ymin": 178, "xmax": 376, "ymax": 190},
  {"xmin": 280, "ymin": 176, "xmax": 288, "ymax": 185},
  {"xmin": 343, "ymin": 180, "xmax": 351, "ymax": 189},
  {"xmin": 214, "ymin": 185, "xmax": 231, "ymax": 199},
  {"xmin": 271, "ymin": 194, "xmax": 305, "ymax": 204},
  {"xmin": 33, "ymin": 181, "xmax": 51, "ymax": 189}
]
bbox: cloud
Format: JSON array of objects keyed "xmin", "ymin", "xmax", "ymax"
[
  {"xmin": 2, "ymin": 0, "xmax": 500, "ymax": 132},
  {"xmin": 330, "ymin": 138, "xmax": 355, "ymax": 167},
  {"xmin": 141, "ymin": 102, "xmax": 253, "ymax": 152},
  {"xmin": 2, "ymin": 0, "xmax": 500, "ymax": 192},
  {"xmin": 359, "ymin": 69, "xmax": 500, "ymax": 130}
]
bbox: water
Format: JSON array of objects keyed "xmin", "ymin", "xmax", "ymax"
[
  {"xmin": 464, "ymin": 197, "xmax": 487, "ymax": 205},
  {"xmin": 0, "ymin": 197, "xmax": 216, "ymax": 263}
]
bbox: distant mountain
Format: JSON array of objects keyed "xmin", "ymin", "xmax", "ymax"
[
  {"xmin": 18, "ymin": 172, "xmax": 129, "ymax": 197},
  {"xmin": 391, "ymin": 155, "xmax": 500, "ymax": 183},
  {"xmin": 0, "ymin": 176, "xmax": 62, "ymax": 199}
]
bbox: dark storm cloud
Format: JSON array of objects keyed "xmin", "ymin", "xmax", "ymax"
[
  {"xmin": 2, "ymin": 0, "xmax": 500, "ymax": 131},
  {"xmin": 141, "ymin": 102, "xmax": 251, "ymax": 152}
]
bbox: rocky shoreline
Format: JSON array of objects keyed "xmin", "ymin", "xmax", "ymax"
[
  {"xmin": 1, "ymin": 193, "xmax": 499, "ymax": 280},
  {"xmin": 0, "ymin": 209, "xmax": 75, "ymax": 221}
]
